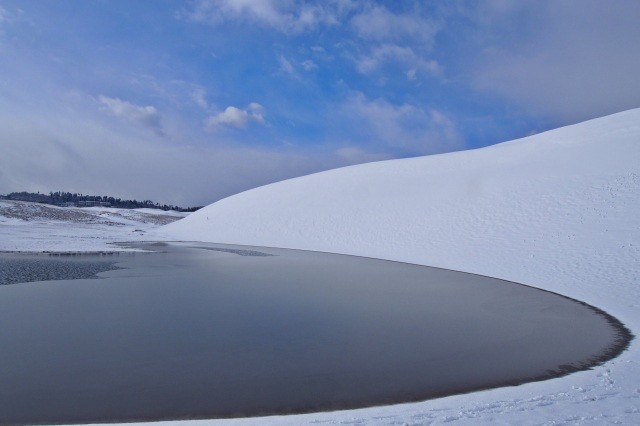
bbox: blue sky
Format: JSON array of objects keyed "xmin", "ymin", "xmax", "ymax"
[{"xmin": 1, "ymin": 0, "xmax": 639, "ymax": 205}]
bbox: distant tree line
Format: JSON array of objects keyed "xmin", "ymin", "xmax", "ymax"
[{"xmin": 0, "ymin": 191, "xmax": 202, "ymax": 212}]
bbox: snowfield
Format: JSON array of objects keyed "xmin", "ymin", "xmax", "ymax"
[
  {"xmin": 155, "ymin": 109, "xmax": 640, "ymax": 425},
  {"xmin": 0, "ymin": 200, "xmax": 187, "ymax": 252}
]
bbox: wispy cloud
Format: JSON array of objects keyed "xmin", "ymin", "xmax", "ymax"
[
  {"xmin": 300, "ymin": 59, "xmax": 318, "ymax": 71},
  {"xmin": 278, "ymin": 54, "xmax": 318, "ymax": 78},
  {"xmin": 204, "ymin": 103, "xmax": 266, "ymax": 131},
  {"xmin": 278, "ymin": 54, "xmax": 296, "ymax": 76},
  {"xmin": 351, "ymin": 5, "xmax": 440, "ymax": 45},
  {"xmin": 0, "ymin": 4, "xmax": 23, "ymax": 25},
  {"xmin": 190, "ymin": 87, "xmax": 209, "ymax": 110},
  {"xmin": 349, "ymin": 5, "xmax": 442, "ymax": 81},
  {"xmin": 184, "ymin": 0, "xmax": 351, "ymax": 33},
  {"xmin": 98, "ymin": 96, "xmax": 164, "ymax": 136},
  {"xmin": 0, "ymin": 4, "xmax": 19, "ymax": 46},
  {"xmin": 356, "ymin": 44, "xmax": 441, "ymax": 78},
  {"xmin": 341, "ymin": 92, "xmax": 463, "ymax": 155}
]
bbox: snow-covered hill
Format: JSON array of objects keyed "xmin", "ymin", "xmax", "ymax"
[
  {"xmin": 157, "ymin": 109, "xmax": 640, "ymax": 425},
  {"xmin": 0, "ymin": 200, "xmax": 187, "ymax": 252}
]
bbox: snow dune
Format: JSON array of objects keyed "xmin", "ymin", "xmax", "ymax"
[
  {"xmin": 157, "ymin": 108, "xmax": 640, "ymax": 424},
  {"xmin": 160, "ymin": 109, "xmax": 639, "ymax": 302}
]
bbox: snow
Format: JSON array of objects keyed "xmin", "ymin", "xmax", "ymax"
[
  {"xmin": 0, "ymin": 200, "xmax": 188, "ymax": 252},
  {"xmin": 155, "ymin": 109, "xmax": 640, "ymax": 425}
]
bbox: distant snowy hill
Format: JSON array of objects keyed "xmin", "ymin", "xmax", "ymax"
[
  {"xmin": 158, "ymin": 109, "xmax": 640, "ymax": 425},
  {"xmin": 0, "ymin": 200, "xmax": 187, "ymax": 252}
]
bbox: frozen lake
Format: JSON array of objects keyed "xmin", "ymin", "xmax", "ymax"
[{"xmin": 0, "ymin": 242, "xmax": 631, "ymax": 424}]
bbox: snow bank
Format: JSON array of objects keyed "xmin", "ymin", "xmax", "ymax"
[
  {"xmin": 0, "ymin": 201, "xmax": 188, "ymax": 252},
  {"xmin": 156, "ymin": 109, "xmax": 640, "ymax": 424}
]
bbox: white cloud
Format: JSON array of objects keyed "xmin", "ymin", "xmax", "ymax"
[
  {"xmin": 342, "ymin": 92, "xmax": 463, "ymax": 155},
  {"xmin": 98, "ymin": 96, "xmax": 163, "ymax": 135},
  {"xmin": 185, "ymin": 0, "xmax": 352, "ymax": 33},
  {"xmin": 278, "ymin": 55, "xmax": 296, "ymax": 75},
  {"xmin": 191, "ymin": 87, "xmax": 209, "ymax": 110},
  {"xmin": 356, "ymin": 44, "xmax": 441, "ymax": 78},
  {"xmin": 351, "ymin": 5, "xmax": 440, "ymax": 46},
  {"xmin": 300, "ymin": 59, "xmax": 318, "ymax": 71},
  {"xmin": 204, "ymin": 103, "xmax": 265, "ymax": 131},
  {"xmin": 348, "ymin": 5, "xmax": 444, "ymax": 82},
  {"xmin": 278, "ymin": 55, "xmax": 318, "ymax": 77}
]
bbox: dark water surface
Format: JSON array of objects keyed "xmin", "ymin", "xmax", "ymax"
[{"xmin": 0, "ymin": 242, "xmax": 632, "ymax": 424}]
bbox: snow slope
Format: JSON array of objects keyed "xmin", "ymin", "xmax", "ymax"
[
  {"xmin": 157, "ymin": 109, "xmax": 640, "ymax": 424},
  {"xmin": 0, "ymin": 200, "xmax": 188, "ymax": 252}
]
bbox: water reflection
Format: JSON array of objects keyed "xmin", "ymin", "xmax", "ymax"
[{"xmin": 0, "ymin": 242, "xmax": 632, "ymax": 424}]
